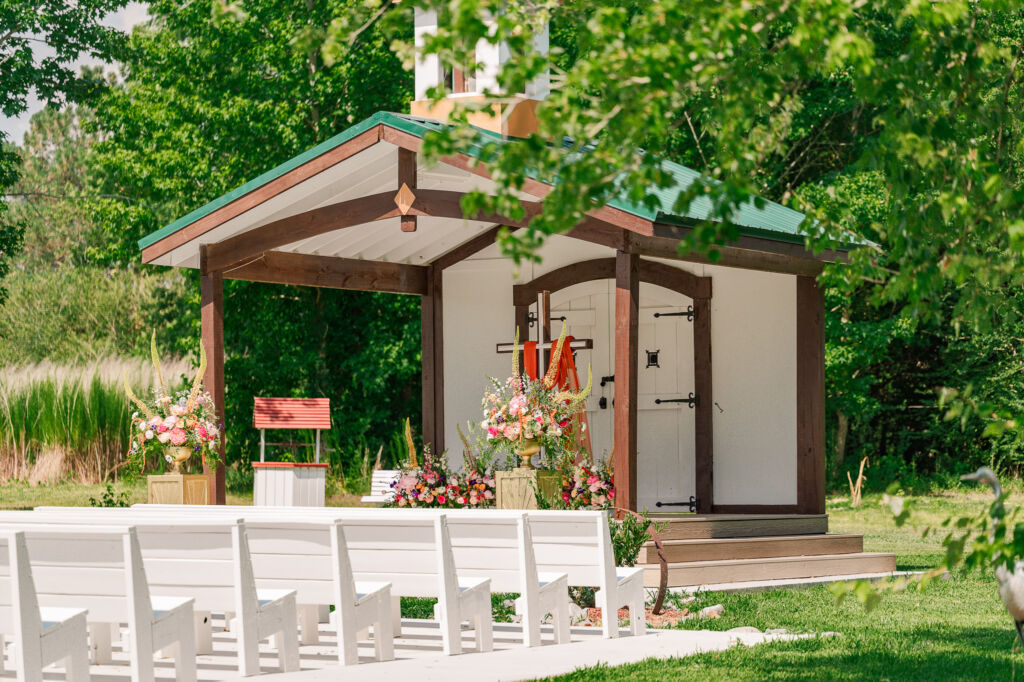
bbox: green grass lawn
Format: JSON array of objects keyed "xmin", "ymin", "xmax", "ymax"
[
  {"xmin": 548, "ymin": 487, "xmax": 1019, "ymax": 681},
  {"xmin": 0, "ymin": 479, "xmax": 369, "ymax": 509}
]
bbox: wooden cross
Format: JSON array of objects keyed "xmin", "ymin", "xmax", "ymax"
[{"xmin": 495, "ymin": 290, "xmax": 594, "ymax": 374}]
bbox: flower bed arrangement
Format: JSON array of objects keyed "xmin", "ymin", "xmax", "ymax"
[
  {"xmin": 555, "ymin": 456, "xmax": 615, "ymax": 509},
  {"xmin": 125, "ymin": 335, "xmax": 221, "ymax": 473},
  {"xmin": 387, "ymin": 419, "xmax": 496, "ymax": 508}
]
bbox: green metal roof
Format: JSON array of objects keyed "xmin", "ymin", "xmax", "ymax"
[{"xmin": 140, "ymin": 110, "xmax": 812, "ymax": 252}]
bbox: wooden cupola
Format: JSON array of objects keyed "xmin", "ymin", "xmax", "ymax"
[{"xmin": 410, "ymin": 8, "xmax": 549, "ymax": 138}]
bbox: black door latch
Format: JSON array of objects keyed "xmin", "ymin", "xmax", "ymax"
[
  {"xmin": 655, "ymin": 496, "xmax": 700, "ymax": 512},
  {"xmin": 654, "ymin": 392, "xmax": 698, "ymax": 408}
]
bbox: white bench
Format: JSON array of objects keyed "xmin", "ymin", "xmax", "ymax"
[
  {"xmin": 3, "ymin": 513, "xmax": 299, "ymax": 676},
  {"xmin": 0, "ymin": 524, "xmax": 196, "ymax": 682},
  {"xmin": 95, "ymin": 506, "xmax": 496, "ymax": 656},
  {"xmin": 360, "ymin": 470, "xmax": 400, "ymax": 504},
  {"xmin": 131, "ymin": 505, "xmax": 644, "ymax": 639},
  {"xmin": 34, "ymin": 508, "xmax": 395, "ymax": 664},
  {"xmin": 0, "ymin": 530, "xmax": 90, "ymax": 682}
]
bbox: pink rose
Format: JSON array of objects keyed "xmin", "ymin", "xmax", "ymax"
[{"xmin": 168, "ymin": 428, "xmax": 187, "ymax": 445}]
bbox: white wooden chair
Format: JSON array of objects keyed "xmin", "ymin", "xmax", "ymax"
[
  {"xmin": 0, "ymin": 530, "xmax": 90, "ymax": 682},
  {"xmin": 0, "ymin": 525, "xmax": 197, "ymax": 682},
  {"xmin": 329, "ymin": 520, "xmax": 393, "ymax": 664},
  {"xmin": 5, "ymin": 513, "xmax": 299, "ymax": 676},
  {"xmin": 230, "ymin": 520, "xmax": 300, "ymax": 675},
  {"xmin": 527, "ymin": 510, "xmax": 646, "ymax": 638},
  {"xmin": 360, "ymin": 470, "xmax": 400, "ymax": 504},
  {"xmin": 514, "ymin": 514, "xmax": 571, "ymax": 646}
]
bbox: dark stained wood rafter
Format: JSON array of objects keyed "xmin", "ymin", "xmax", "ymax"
[
  {"xmin": 398, "ymin": 148, "xmax": 418, "ymax": 233},
  {"xmin": 432, "ymin": 224, "xmax": 512, "ymax": 271},
  {"xmin": 201, "ymin": 190, "xmax": 552, "ymax": 274},
  {"xmin": 223, "ymin": 251, "xmax": 428, "ymax": 295}
]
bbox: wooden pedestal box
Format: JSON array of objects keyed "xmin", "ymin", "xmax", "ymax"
[
  {"xmin": 495, "ymin": 468, "xmax": 560, "ymax": 509},
  {"xmin": 147, "ymin": 473, "xmax": 213, "ymax": 505},
  {"xmin": 253, "ymin": 462, "xmax": 328, "ymax": 506}
]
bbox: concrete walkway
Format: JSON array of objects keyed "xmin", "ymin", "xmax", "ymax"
[{"xmin": 250, "ymin": 620, "xmax": 803, "ymax": 682}]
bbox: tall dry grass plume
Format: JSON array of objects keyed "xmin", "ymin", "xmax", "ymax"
[{"xmin": 0, "ymin": 357, "xmax": 190, "ymax": 483}]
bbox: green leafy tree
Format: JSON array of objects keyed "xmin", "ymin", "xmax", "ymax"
[
  {"xmin": 0, "ymin": 0, "xmax": 129, "ymax": 299},
  {"xmin": 90, "ymin": 0, "xmax": 420, "ymax": 470}
]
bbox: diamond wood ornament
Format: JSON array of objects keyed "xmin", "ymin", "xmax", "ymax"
[{"xmin": 394, "ymin": 183, "xmax": 416, "ymax": 215}]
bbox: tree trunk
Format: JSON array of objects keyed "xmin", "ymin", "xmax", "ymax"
[{"xmin": 833, "ymin": 410, "xmax": 849, "ymax": 478}]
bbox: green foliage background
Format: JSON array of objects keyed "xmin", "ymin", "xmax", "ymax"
[{"xmin": 4, "ymin": 0, "xmax": 1024, "ymax": 490}]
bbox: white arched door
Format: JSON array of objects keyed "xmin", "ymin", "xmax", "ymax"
[{"xmin": 549, "ymin": 281, "xmax": 695, "ymax": 512}]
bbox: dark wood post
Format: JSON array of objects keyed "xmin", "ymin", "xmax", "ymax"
[
  {"xmin": 693, "ymin": 296, "xmax": 713, "ymax": 513},
  {"xmin": 796, "ymin": 275, "xmax": 826, "ymax": 514},
  {"xmin": 421, "ymin": 265, "xmax": 445, "ymax": 456},
  {"xmin": 613, "ymin": 250, "xmax": 639, "ymax": 513},
  {"xmin": 200, "ymin": 245, "xmax": 226, "ymax": 505}
]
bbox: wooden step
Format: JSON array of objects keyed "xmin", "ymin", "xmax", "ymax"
[
  {"xmin": 638, "ymin": 533, "xmax": 864, "ymax": 564},
  {"xmin": 651, "ymin": 514, "xmax": 828, "ymax": 540},
  {"xmin": 642, "ymin": 552, "xmax": 898, "ymax": 588}
]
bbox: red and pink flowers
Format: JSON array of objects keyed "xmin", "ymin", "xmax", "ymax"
[{"xmin": 389, "ymin": 457, "xmax": 496, "ymax": 509}]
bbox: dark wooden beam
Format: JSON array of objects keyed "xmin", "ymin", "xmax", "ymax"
[
  {"xmin": 513, "ymin": 257, "xmax": 711, "ymax": 306},
  {"xmin": 432, "ymin": 224, "xmax": 509, "ymax": 271},
  {"xmin": 143, "ymin": 126, "xmax": 382, "ymax": 263},
  {"xmin": 204, "ymin": 190, "xmax": 546, "ymax": 274},
  {"xmin": 628, "ymin": 233, "xmax": 827, "ymax": 277},
  {"xmin": 223, "ymin": 251, "xmax": 428, "ymax": 295},
  {"xmin": 693, "ymin": 296, "xmax": 713, "ymax": 513},
  {"xmin": 421, "ymin": 266, "xmax": 445, "ymax": 456},
  {"xmin": 398, "ymin": 148, "xmax": 417, "ymax": 233},
  {"xmin": 638, "ymin": 259, "xmax": 712, "ymax": 300},
  {"xmin": 199, "ymin": 245, "xmax": 226, "ymax": 505},
  {"xmin": 796, "ymin": 275, "xmax": 826, "ymax": 515},
  {"xmin": 613, "ymin": 251, "xmax": 639, "ymax": 513}
]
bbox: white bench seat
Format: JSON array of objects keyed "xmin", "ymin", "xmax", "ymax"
[{"xmin": 360, "ymin": 470, "xmax": 400, "ymax": 504}]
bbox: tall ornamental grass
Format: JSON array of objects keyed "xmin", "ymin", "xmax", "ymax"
[{"xmin": 0, "ymin": 358, "xmax": 189, "ymax": 483}]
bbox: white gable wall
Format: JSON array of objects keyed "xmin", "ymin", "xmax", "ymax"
[{"xmin": 442, "ymin": 237, "xmax": 799, "ymax": 507}]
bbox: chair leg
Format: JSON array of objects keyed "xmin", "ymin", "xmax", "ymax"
[
  {"xmin": 391, "ymin": 596, "xmax": 402, "ymax": 637},
  {"xmin": 630, "ymin": 590, "xmax": 646, "ymax": 636},
  {"xmin": 278, "ymin": 624, "xmax": 300, "ymax": 673},
  {"xmin": 64, "ymin": 636, "xmax": 91, "ymax": 682},
  {"xmin": 376, "ymin": 596, "xmax": 395, "ymax": 662},
  {"xmin": 128, "ymin": 631, "xmax": 156, "ymax": 682},
  {"xmin": 440, "ymin": 609, "xmax": 461, "ymax": 656},
  {"xmin": 598, "ymin": 591, "xmax": 617, "ymax": 639},
  {"xmin": 555, "ymin": 601, "xmax": 571, "ymax": 644},
  {"xmin": 476, "ymin": 601, "xmax": 493, "ymax": 653},
  {"xmin": 299, "ymin": 605, "xmax": 320, "ymax": 646},
  {"xmin": 193, "ymin": 611, "xmax": 213, "ymax": 655},
  {"xmin": 89, "ymin": 622, "xmax": 113, "ymax": 664},
  {"xmin": 236, "ymin": 622, "xmax": 260, "ymax": 677},
  {"xmin": 337, "ymin": 611, "xmax": 359, "ymax": 667}
]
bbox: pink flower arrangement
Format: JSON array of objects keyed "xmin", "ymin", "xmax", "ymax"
[
  {"xmin": 552, "ymin": 456, "xmax": 615, "ymax": 510},
  {"xmin": 389, "ymin": 456, "xmax": 496, "ymax": 509}
]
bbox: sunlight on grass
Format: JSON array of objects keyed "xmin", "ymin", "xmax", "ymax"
[{"xmin": 547, "ymin": 487, "xmax": 1020, "ymax": 681}]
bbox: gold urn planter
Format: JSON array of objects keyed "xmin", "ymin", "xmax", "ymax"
[{"xmin": 516, "ymin": 438, "xmax": 541, "ymax": 469}]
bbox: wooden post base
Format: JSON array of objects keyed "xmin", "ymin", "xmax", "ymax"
[
  {"xmin": 496, "ymin": 468, "xmax": 560, "ymax": 509},
  {"xmin": 147, "ymin": 473, "xmax": 214, "ymax": 505}
]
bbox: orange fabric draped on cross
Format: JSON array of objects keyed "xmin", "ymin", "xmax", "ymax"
[{"xmin": 522, "ymin": 337, "xmax": 593, "ymax": 458}]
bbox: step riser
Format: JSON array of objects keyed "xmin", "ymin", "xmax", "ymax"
[
  {"xmin": 642, "ymin": 554, "xmax": 898, "ymax": 589},
  {"xmin": 638, "ymin": 535, "xmax": 863, "ymax": 564},
  {"xmin": 656, "ymin": 516, "xmax": 828, "ymax": 540}
]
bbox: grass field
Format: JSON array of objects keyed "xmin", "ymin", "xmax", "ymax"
[{"xmin": 549, "ymin": 488, "xmax": 1017, "ymax": 681}]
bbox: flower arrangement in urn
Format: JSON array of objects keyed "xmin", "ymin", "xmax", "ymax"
[
  {"xmin": 125, "ymin": 334, "xmax": 221, "ymax": 473},
  {"xmin": 555, "ymin": 456, "xmax": 615, "ymax": 509},
  {"xmin": 481, "ymin": 328, "xmax": 592, "ymax": 468}
]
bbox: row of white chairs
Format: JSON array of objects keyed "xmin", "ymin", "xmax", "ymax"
[{"xmin": 0, "ymin": 506, "xmax": 645, "ymax": 680}]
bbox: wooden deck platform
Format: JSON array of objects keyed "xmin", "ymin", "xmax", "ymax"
[{"xmin": 639, "ymin": 514, "xmax": 897, "ymax": 589}]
